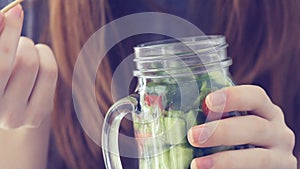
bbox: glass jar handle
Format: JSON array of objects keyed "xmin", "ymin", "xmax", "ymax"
[{"xmin": 102, "ymin": 94, "xmax": 140, "ymax": 169}]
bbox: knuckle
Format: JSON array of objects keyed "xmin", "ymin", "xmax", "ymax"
[
  {"xmin": 286, "ymin": 128, "xmax": 296, "ymax": 142},
  {"xmin": 280, "ymin": 154, "xmax": 298, "ymax": 169},
  {"xmin": 283, "ymin": 128, "xmax": 296, "ymax": 150},
  {"xmin": 252, "ymin": 85, "xmax": 267, "ymax": 95},
  {"xmin": 273, "ymin": 104, "xmax": 285, "ymax": 121},
  {"xmin": 35, "ymin": 43, "xmax": 55, "ymax": 61},
  {"xmin": 35, "ymin": 43, "xmax": 52, "ymax": 52},
  {"xmin": 19, "ymin": 37, "xmax": 35, "ymax": 48},
  {"xmin": 272, "ymin": 123, "xmax": 296, "ymax": 151},
  {"xmin": 248, "ymin": 115, "xmax": 270, "ymax": 135},
  {"xmin": 273, "ymin": 104, "xmax": 282, "ymax": 112},
  {"xmin": 290, "ymin": 155, "xmax": 298, "ymax": 169},
  {"xmin": 35, "ymin": 44, "xmax": 58, "ymax": 80},
  {"xmin": 252, "ymin": 85, "xmax": 270, "ymax": 103}
]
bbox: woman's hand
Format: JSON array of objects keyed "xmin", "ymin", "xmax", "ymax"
[
  {"xmin": 0, "ymin": 5, "xmax": 57, "ymax": 169},
  {"xmin": 0, "ymin": 5, "xmax": 57, "ymax": 129},
  {"xmin": 188, "ymin": 85, "xmax": 297, "ymax": 169}
]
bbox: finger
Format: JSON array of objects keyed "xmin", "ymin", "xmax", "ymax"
[
  {"xmin": 0, "ymin": 37, "xmax": 39, "ymax": 129},
  {"xmin": 0, "ymin": 5, "xmax": 24, "ymax": 94},
  {"xmin": 191, "ymin": 148, "xmax": 297, "ymax": 169},
  {"xmin": 26, "ymin": 44, "xmax": 57, "ymax": 126},
  {"xmin": 205, "ymin": 85, "xmax": 281, "ymax": 121},
  {"xmin": 188, "ymin": 115, "xmax": 275, "ymax": 148},
  {"xmin": 3, "ymin": 37, "xmax": 39, "ymax": 105}
]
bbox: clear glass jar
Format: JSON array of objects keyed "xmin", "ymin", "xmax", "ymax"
[{"xmin": 102, "ymin": 36, "xmax": 247, "ymax": 169}]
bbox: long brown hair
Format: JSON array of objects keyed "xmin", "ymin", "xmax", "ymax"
[
  {"xmin": 48, "ymin": 1, "xmax": 112, "ymax": 168},
  {"xmin": 48, "ymin": 0, "xmax": 300, "ymax": 168}
]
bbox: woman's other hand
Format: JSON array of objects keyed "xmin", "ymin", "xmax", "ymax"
[
  {"xmin": 0, "ymin": 5, "xmax": 57, "ymax": 129},
  {"xmin": 0, "ymin": 5, "xmax": 57, "ymax": 169},
  {"xmin": 188, "ymin": 85, "xmax": 297, "ymax": 169}
]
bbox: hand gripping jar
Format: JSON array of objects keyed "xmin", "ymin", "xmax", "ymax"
[{"xmin": 102, "ymin": 36, "xmax": 248, "ymax": 169}]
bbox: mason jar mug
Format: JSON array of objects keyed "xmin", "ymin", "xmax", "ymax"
[{"xmin": 102, "ymin": 36, "xmax": 248, "ymax": 169}]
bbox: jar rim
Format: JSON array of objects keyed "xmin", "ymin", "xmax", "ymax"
[
  {"xmin": 135, "ymin": 35, "xmax": 225, "ymax": 49},
  {"xmin": 134, "ymin": 35, "xmax": 226, "ymax": 59}
]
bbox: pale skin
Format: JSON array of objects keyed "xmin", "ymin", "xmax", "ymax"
[
  {"xmin": 0, "ymin": 4, "xmax": 296, "ymax": 169},
  {"xmin": 0, "ymin": 4, "xmax": 57, "ymax": 169},
  {"xmin": 188, "ymin": 86, "xmax": 297, "ymax": 169}
]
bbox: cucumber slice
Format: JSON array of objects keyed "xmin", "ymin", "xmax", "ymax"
[
  {"xmin": 163, "ymin": 117, "xmax": 187, "ymax": 145},
  {"xmin": 184, "ymin": 110, "xmax": 198, "ymax": 130},
  {"xmin": 169, "ymin": 146, "xmax": 193, "ymax": 169},
  {"xmin": 139, "ymin": 149, "xmax": 170, "ymax": 169}
]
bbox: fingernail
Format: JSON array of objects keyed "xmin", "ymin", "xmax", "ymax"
[
  {"xmin": 0, "ymin": 12, "xmax": 4, "ymax": 32},
  {"xmin": 8, "ymin": 4, "xmax": 23, "ymax": 18},
  {"xmin": 188, "ymin": 129, "xmax": 195, "ymax": 144},
  {"xmin": 198, "ymin": 127, "xmax": 211, "ymax": 144},
  {"xmin": 191, "ymin": 157, "xmax": 214, "ymax": 169},
  {"xmin": 206, "ymin": 90, "xmax": 226, "ymax": 112},
  {"xmin": 190, "ymin": 127, "xmax": 211, "ymax": 144}
]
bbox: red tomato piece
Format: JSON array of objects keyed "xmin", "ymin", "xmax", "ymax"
[
  {"xmin": 145, "ymin": 94, "xmax": 163, "ymax": 110},
  {"xmin": 201, "ymin": 97, "xmax": 210, "ymax": 116}
]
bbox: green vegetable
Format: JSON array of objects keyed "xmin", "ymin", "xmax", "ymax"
[
  {"xmin": 170, "ymin": 146, "xmax": 193, "ymax": 169},
  {"xmin": 135, "ymin": 70, "xmax": 247, "ymax": 169},
  {"xmin": 163, "ymin": 117, "xmax": 186, "ymax": 145}
]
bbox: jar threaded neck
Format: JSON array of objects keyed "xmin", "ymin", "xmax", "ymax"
[{"xmin": 133, "ymin": 35, "xmax": 231, "ymax": 78}]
